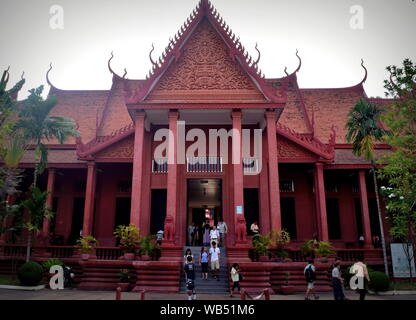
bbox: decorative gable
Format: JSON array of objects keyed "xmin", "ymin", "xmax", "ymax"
[
  {"xmin": 95, "ymin": 136, "xmax": 134, "ymax": 160},
  {"xmin": 145, "ymin": 19, "xmax": 266, "ymax": 103},
  {"xmin": 278, "ymin": 135, "xmax": 318, "ymax": 161}
]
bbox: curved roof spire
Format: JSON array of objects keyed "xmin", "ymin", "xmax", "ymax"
[
  {"xmin": 107, "ymin": 51, "xmax": 123, "ymax": 79},
  {"xmin": 46, "ymin": 63, "xmax": 57, "ymax": 88},
  {"xmin": 293, "ymin": 49, "xmax": 302, "ymax": 73},
  {"xmin": 254, "ymin": 43, "xmax": 261, "ymax": 65},
  {"xmin": 123, "ymin": 68, "xmax": 128, "ymax": 79},
  {"xmin": 149, "ymin": 43, "xmax": 156, "ymax": 66},
  {"xmin": 359, "ymin": 58, "xmax": 368, "ymax": 84}
]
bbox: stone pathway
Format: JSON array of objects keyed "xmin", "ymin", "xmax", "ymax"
[{"xmin": 0, "ymin": 288, "xmax": 415, "ymax": 300}]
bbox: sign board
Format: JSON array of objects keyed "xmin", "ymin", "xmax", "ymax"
[
  {"xmin": 236, "ymin": 206, "xmax": 243, "ymax": 214},
  {"xmin": 391, "ymin": 243, "xmax": 416, "ymax": 278}
]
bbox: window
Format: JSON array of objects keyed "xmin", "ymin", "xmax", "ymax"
[
  {"xmin": 243, "ymin": 158, "xmax": 259, "ymax": 174},
  {"xmin": 280, "ymin": 179, "xmax": 294, "ymax": 193},
  {"xmin": 152, "ymin": 158, "xmax": 168, "ymax": 173}
]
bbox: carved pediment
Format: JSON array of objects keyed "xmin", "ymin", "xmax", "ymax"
[
  {"xmin": 95, "ymin": 136, "xmax": 134, "ymax": 159},
  {"xmin": 277, "ymin": 135, "xmax": 318, "ymax": 160},
  {"xmin": 145, "ymin": 19, "xmax": 266, "ymax": 103}
]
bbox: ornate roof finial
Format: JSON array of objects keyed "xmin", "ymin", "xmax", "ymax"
[
  {"xmin": 123, "ymin": 68, "xmax": 127, "ymax": 79},
  {"xmin": 149, "ymin": 43, "xmax": 156, "ymax": 66},
  {"xmin": 294, "ymin": 49, "xmax": 302, "ymax": 73},
  {"xmin": 254, "ymin": 43, "xmax": 261, "ymax": 65},
  {"xmin": 107, "ymin": 51, "xmax": 115, "ymax": 74},
  {"xmin": 360, "ymin": 59, "xmax": 368, "ymax": 84},
  {"xmin": 284, "ymin": 66, "xmax": 289, "ymax": 76},
  {"xmin": 21, "ymin": 71, "xmax": 25, "ymax": 80},
  {"xmin": 2, "ymin": 66, "xmax": 10, "ymax": 83},
  {"xmin": 46, "ymin": 63, "xmax": 54, "ymax": 87}
]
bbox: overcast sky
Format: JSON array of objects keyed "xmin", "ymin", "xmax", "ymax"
[{"xmin": 1, "ymin": 0, "xmax": 415, "ymax": 99}]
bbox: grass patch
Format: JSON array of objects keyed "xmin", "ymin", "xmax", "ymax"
[
  {"xmin": 0, "ymin": 276, "xmax": 20, "ymax": 286},
  {"xmin": 390, "ymin": 282, "xmax": 416, "ymax": 291}
]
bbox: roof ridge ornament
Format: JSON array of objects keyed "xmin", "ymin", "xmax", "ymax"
[
  {"xmin": 254, "ymin": 43, "xmax": 261, "ymax": 65},
  {"xmin": 46, "ymin": 63, "xmax": 58, "ymax": 89},
  {"xmin": 360, "ymin": 58, "xmax": 368, "ymax": 84}
]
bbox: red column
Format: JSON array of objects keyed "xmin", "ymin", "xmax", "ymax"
[
  {"xmin": 314, "ymin": 163, "xmax": 328, "ymax": 241},
  {"xmin": 130, "ymin": 111, "xmax": 146, "ymax": 227},
  {"xmin": 265, "ymin": 111, "xmax": 281, "ymax": 231},
  {"xmin": 231, "ymin": 110, "xmax": 247, "ymax": 245},
  {"xmin": 359, "ymin": 170, "xmax": 373, "ymax": 248},
  {"xmin": 164, "ymin": 111, "xmax": 179, "ymax": 244},
  {"xmin": 82, "ymin": 162, "xmax": 96, "ymax": 236},
  {"xmin": 42, "ymin": 168, "xmax": 56, "ymax": 236}
]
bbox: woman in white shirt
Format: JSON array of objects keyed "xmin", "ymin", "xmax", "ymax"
[{"xmin": 209, "ymin": 226, "xmax": 220, "ymax": 245}]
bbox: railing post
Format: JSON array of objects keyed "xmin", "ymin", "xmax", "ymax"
[
  {"xmin": 264, "ymin": 289, "xmax": 270, "ymax": 300},
  {"xmin": 115, "ymin": 287, "xmax": 122, "ymax": 300},
  {"xmin": 139, "ymin": 290, "xmax": 146, "ymax": 300},
  {"xmin": 240, "ymin": 289, "xmax": 246, "ymax": 300}
]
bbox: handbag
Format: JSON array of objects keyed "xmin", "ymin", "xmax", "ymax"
[{"xmin": 238, "ymin": 273, "xmax": 243, "ymax": 281}]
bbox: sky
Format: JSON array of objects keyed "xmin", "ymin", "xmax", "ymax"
[{"xmin": 1, "ymin": 0, "xmax": 415, "ymax": 99}]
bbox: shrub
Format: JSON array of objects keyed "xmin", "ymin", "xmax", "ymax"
[
  {"xmin": 18, "ymin": 261, "xmax": 44, "ymax": 286},
  {"xmin": 42, "ymin": 259, "xmax": 63, "ymax": 272},
  {"xmin": 368, "ymin": 271, "xmax": 390, "ymax": 292}
]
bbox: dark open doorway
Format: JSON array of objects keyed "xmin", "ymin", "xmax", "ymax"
[{"xmin": 187, "ymin": 179, "xmax": 222, "ymax": 246}]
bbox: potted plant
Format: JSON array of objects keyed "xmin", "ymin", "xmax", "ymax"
[
  {"xmin": 279, "ymin": 272, "xmax": 295, "ymax": 295},
  {"xmin": 299, "ymin": 240, "xmax": 335, "ymax": 263},
  {"xmin": 138, "ymin": 235, "xmax": 157, "ymax": 261},
  {"xmin": 252, "ymin": 234, "xmax": 271, "ymax": 261},
  {"xmin": 117, "ymin": 269, "xmax": 131, "ymax": 292},
  {"xmin": 270, "ymin": 230, "xmax": 291, "ymax": 262},
  {"xmin": 315, "ymin": 241, "xmax": 336, "ymax": 263},
  {"xmin": 114, "ymin": 224, "xmax": 140, "ymax": 260},
  {"xmin": 76, "ymin": 235, "xmax": 98, "ymax": 260}
]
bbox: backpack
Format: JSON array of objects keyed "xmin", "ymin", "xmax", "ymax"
[
  {"xmin": 305, "ymin": 265, "xmax": 316, "ymax": 282},
  {"xmin": 186, "ymin": 279, "xmax": 195, "ymax": 290}
]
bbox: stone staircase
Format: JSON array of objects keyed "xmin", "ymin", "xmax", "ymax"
[{"xmin": 180, "ymin": 246, "xmax": 230, "ymax": 294}]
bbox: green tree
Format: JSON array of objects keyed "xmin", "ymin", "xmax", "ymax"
[
  {"xmin": 0, "ymin": 68, "xmax": 26, "ymax": 237},
  {"xmin": 346, "ymin": 98, "xmax": 390, "ymax": 275},
  {"xmin": 21, "ymin": 186, "xmax": 53, "ymax": 262},
  {"xmin": 16, "ymin": 85, "xmax": 79, "ymax": 187},
  {"xmin": 378, "ymin": 58, "xmax": 416, "ymax": 281}
]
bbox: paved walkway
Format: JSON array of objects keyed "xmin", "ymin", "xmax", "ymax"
[{"xmin": 0, "ymin": 288, "xmax": 415, "ymax": 300}]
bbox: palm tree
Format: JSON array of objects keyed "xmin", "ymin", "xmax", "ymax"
[
  {"xmin": 346, "ymin": 98, "xmax": 390, "ymax": 276},
  {"xmin": 16, "ymin": 85, "xmax": 79, "ymax": 187},
  {"xmin": 15, "ymin": 85, "xmax": 79, "ymax": 261}
]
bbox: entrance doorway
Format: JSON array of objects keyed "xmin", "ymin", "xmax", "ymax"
[{"xmin": 187, "ymin": 179, "xmax": 222, "ymax": 246}]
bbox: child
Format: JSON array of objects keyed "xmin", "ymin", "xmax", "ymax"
[
  {"xmin": 184, "ymin": 255, "xmax": 196, "ymax": 300},
  {"xmin": 230, "ymin": 263, "xmax": 241, "ymax": 297}
]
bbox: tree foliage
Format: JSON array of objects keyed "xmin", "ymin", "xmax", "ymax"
[{"xmin": 378, "ymin": 59, "xmax": 416, "ymax": 280}]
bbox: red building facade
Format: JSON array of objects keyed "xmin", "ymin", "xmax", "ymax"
[{"xmin": 5, "ymin": 0, "xmax": 393, "ymax": 255}]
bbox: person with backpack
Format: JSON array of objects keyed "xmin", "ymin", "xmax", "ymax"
[
  {"xmin": 184, "ymin": 255, "xmax": 196, "ymax": 300},
  {"xmin": 304, "ymin": 259, "xmax": 319, "ymax": 300}
]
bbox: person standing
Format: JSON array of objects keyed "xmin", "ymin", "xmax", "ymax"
[
  {"xmin": 184, "ymin": 255, "xmax": 196, "ymax": 300},
  {"xmin": 230, "ymin": 263, "xmax": 241, "ymax": 297},
  {"xmin": 217, "ymin": 220, "xmax": 227, "ymax": 247},
  {"xmin": 332, "ymin": 261, "xmax": 345, "ymax": 300},
  {"xmin": 192, "ymin": 223, "xmax": 199, "ymax": 246},
  {"xmin": 188, "ymin": 223, "xmax": 194, "ymax": 246},
  {"xmin": 351, "ymin": 257, "xmax": 371, "ymax": 300},
  {"xmin": 200, "ymin": 247, "xmax": 209, "ymax": 280},
  {"xmin": 202, "ymin": 221, "xmax": 211, "ymax": 247},
  {"xmin": 304, "ymin": 259, "xmax": 319, "ymax": 300},
  {"xmin": 210, "ymin": 225, "xmax": 220, "ymax": 246},
  {"xmin": 358, "ymin": 235, "xmax": 365, "ymax": 249},
  {"xmin": 209, "ymin": 241, "xmax": 221, "ymax": 281}
]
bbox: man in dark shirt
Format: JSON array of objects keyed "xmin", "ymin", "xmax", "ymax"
[{"xmin": 184, "ymin": 255, "xmax": 196, "ymax": 300}]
